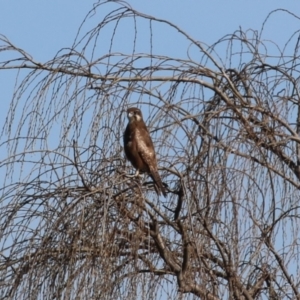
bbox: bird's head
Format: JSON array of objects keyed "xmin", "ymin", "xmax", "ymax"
[{"xmin": 126, "ymin": 107, "xmax": 143, "ymax": 123}]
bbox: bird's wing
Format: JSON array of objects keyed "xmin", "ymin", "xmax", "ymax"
[
  {"xmin": 136, "ymin": 126, "xmax": 166, "ymax": 197},
  {"xmin": 135, "ymin": 126, "xmax": 156, "ymax": 167}
]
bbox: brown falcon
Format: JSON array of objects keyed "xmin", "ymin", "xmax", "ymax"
[{"xmin": 124, "ymin": 107, "xmax": 166, "ymax": 197}]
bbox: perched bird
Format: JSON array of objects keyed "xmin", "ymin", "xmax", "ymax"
[{"xmin": 123, "ymin": 107, "xmax": 166, "ymax": 197}]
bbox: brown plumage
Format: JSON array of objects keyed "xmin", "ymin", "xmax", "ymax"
[{"xmin": 123, "ymin": 107, "xmax": 166, "ymax": 197}]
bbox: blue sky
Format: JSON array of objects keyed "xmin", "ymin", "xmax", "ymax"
[
  {"xmin": 1, "ymin": 0, "xmax": 300, "ymax": 195},
  {"xmin": 1, "ymin": 1, "xmax": 300, "ymax": 59},
  {"xmin": 0, "ymin": 1, "xmax": 299, "ymax": 155},
  {"xmin": 1, "ymin": 2, "xmax": 300, "ymax": 177},
  {"xmin": 1, "ymin": 1, "xmax": 300, "ymax": 111}
]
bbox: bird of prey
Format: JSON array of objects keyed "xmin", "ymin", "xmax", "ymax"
[{"xmin": 123, "ymin": 107, "xmax": 167, "ymax": 197}]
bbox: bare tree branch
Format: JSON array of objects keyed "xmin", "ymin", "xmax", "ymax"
[{"xmin": 1, "ymin": 1, "xmax": 300, "ymax": 299}]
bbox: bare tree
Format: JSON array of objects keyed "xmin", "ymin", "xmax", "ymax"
[{"xmin": 1, "ymin": 1, "xmax": 300, "ymax": 299}]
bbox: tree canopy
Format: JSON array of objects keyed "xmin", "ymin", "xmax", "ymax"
[{"xmin": 1, "ymin": 1, "xmax": 300, "ymax": 299}]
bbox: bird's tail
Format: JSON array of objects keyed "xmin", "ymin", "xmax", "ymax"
[{"xmin": 150, "ymin": 170, "xmax": 167, "ymax": 197}]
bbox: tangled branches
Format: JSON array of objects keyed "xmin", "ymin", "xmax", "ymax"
[{"xmin": 1, "ymin": 1, "xmax": 300, "ymax": 299}]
